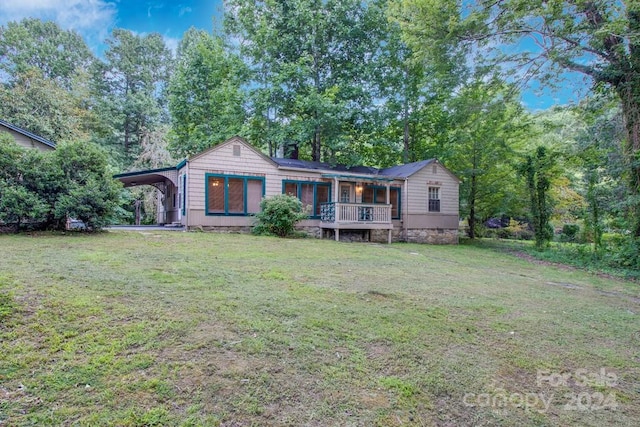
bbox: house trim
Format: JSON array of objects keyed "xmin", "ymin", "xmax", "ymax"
[{"xmin": 204, "ymin": 173, "xmax": 266, "ymax": 216}]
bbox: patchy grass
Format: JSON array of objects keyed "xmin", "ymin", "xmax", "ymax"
[{"xmin": 0, "ymin": 231, "xmax": 639, "ymax": 426}]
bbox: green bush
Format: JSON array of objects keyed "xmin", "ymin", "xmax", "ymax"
[
  {"xmin": 0, "ymin": 138, "xmax": 121, "ymax": 232},
  {"xmin": 560, "ymin": 224, "xmax": 580, "ymax": 242},
  {"xmin": 252, "ymin": 194, "xmax": 308, "ymax": 237}
]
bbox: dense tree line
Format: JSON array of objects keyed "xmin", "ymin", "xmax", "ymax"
[{"xmin": 0, "ymin": 2, "xmax": 637, "ymax": 267}]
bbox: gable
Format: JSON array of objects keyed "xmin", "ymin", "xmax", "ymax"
[
  {"xmin": 382, "ymin": 159, "xmax": 460, "ymax": 183},
  {"xmin": 187, "ymin": 136, "xmax": 278, "ymax": 174},
  {"xmin": 0, "ymin": 119, "xmax": 56, "ymax": 151}
]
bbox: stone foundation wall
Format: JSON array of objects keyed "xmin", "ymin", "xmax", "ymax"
[
  {"xmin": 296, "ymin": 226, "xmax": 322, "ymax": 239},
  {"xmin": 405, "ymin": 228, "xmax": 458, "ymax": 244},
  {"xmin": 188, "ymin": 224, "xmax": 458, "ymax": 244},
  {"xmin": 190, "ymin": 225, "xmax": 252, "ymax": 234},
  {"xmin": 370, "ymin": 228, "xmax": 403, "ymax": 243}
]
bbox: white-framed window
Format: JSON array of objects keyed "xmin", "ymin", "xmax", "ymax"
[{"xmin": 428, "ymin": 187, "xmax": 440, "ymax": 212}]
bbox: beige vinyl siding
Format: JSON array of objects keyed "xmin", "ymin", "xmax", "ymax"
[
  {"xmin": 185, "ymin": 139, "xmax": 334, "ymax": 227},
  {"xmin": 186, "ymin": 139, "xmax": 277, "ymax": 213},
  {"xmin": 2, "ymin": 128, "xmax": 55, "ymax": 151},
  {"xmin": 403, "ymin": 162, "xmax": 459, "ymax": 229},
  {"xmin": 181, "ymin": 137, "xmax": 459, "ymax": 231}
]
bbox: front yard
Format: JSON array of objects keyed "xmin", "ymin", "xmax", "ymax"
[{"xmin": 1, "ymin": 231, "xmax": 638, "ymax": 426}]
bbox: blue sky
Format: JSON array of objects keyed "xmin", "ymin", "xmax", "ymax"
[
  {"xmin": 0, "ymin": 0, "xmax": 583, "ymax": 110},
  {"xmin": 0, "ymin": 0, "xmax": 225, "ymax": 53}
]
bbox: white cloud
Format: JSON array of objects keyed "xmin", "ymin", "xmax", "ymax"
[
  {"xmin": 163, "ymin": 35, "xmax": 180, "ymax": 54},
  {"xmin": 179, "ymin": 6, "xmax": 192, "ymax": 17},
  {"xmin": 0, "ymin": 0, "xmax": 117, "ymax": 52}
]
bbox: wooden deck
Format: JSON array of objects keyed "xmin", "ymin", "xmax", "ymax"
[{"xmin": 319, "ymin": 202, "xmax": 393, "ymax": 242}]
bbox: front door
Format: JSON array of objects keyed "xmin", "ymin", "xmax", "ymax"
[{"xmin": 340, "ymin": 184, "xmax": 352, "ymax": 203}]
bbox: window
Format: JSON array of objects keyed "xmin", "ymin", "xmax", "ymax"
[
  {"xmin": 428, "ymin": 187, "xmax": 440, "ymax": 212},
  {"xmin": 283, "ymin": 181, "xmax": 331, "ymax": 217},
  {"xmin": 362, "ymin": 185, "xmax": 401, "ymax": 219},
  {"xmin": 206, "ymin": 174, "xmax": 265, "ymax": 215}
]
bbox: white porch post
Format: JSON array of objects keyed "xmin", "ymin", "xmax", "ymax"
[{"xmin": 333, "ymin": 177, "xmax": 340, "ymax": 223}]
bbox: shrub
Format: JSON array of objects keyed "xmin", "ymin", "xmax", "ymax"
[
  {"xmin": 252, "ymin": 194, "xmax": 308, "ymax": 237},
  {"xmin": 0, "ymin": 138, "xmax": 121, "ymax": 232},
  {"xmin": 560, "ymin": 224, "xmax": 580, "ymax": 242}
]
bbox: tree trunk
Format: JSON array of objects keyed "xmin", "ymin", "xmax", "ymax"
[
  {"xmin": 403, "ymin": 100, "xmax": 410, "ymax": 163},
  {"xmin": 124, "ymin": 116, "xmax": 130, "ymax": 153},
  {"xmin": 617, "ymin": 82, "xmax": 640, "ymax": 237},
  {"xmin": 312, "ymin": 126, "xmax": 321, "ymax": 162},
  {"xmin": 134, "ymin": 199, "xmax": 141, "ymax": 226},
  {"xmin": 468, "ymin": 173, "xmax": 477, "ymax": 239},
  {"xmin": 617, "ymin": 8, "xmax": 640, "ymax": 237}
]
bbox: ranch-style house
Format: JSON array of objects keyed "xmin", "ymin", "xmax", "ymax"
[{"xmin": 114, "ymin": 136, "xmax": 460, "ymax": 244}]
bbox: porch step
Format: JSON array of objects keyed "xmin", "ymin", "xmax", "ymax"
[{"xmin": 165, "ymin": 222, "xmax": 183, "ymax": 228}]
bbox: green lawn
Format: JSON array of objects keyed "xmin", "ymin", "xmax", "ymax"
[{"xmin": 1, "ymin": 231, "xmax": 638, "ymax": 426}]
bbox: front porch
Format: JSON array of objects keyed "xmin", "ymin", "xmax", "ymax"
[{"xmin": 319, "ymin": 202, "xmax": 393, "ymax": 242}]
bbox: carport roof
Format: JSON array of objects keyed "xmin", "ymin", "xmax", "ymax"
[{"xmin": 114, "ymin": 166, "xmax": 178, "ymax": 187}]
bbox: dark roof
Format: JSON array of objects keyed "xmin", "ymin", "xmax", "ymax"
[
  {"xmin": 272, "ymin": 157, "xmax": 379, "ymax": 174},
  {"xmin": 113, "ymin": 166, "xmax": 178, "ymax": 179},
  {"xmin": 272, "ymin": 157, "xmax": 440, "ymax": 178},
  {"xmin": 0, "ymin": 118, "xmax": 56, "ymax": 149},
  {"xmin": 380, "ymin": 159, "xmax": 435, "ymax": 178}
]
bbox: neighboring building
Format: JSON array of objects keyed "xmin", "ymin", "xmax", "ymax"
[
  {"xmin": 0, "ymin": 119, "xmax": 56, "ymax": 151},
  {"xmin": 114, "ymin": 136, "xmax": 460, "ymax": 244}
]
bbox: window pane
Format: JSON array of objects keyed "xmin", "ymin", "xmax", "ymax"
[
  {"xmin": 208, "ymin": 177, "xmax": 225, "ymax": 214},
  {"xmin": 247, "ymin": 179, "xmax": 263, "ymax": 213},
  {"xmin": 228, "ymin": 178, "xmax": 245, "ymax": 213},
  {"xmin": 428, "ymin": 187, "xmax": 440, "ymax": 212},
  {"xmin": 284, "ymin": 182, "xmax": 298, "ymax": 197},
  {"xmin": 390, "ymin": 188, "xmax": 399, "ymax": 218},
  {"xmin": 375, "ymin": 188, "xmax": 386, "ymax": 204},
  {"xmin": 340, "ymin": 185, "xmax": 351, "ymax": 203},
  {"xmin": 429, "ymin": 187, "xmax": 439, "ymax": 200},
  {"xmin": 301, "ymin": 183, "xmax": 314, "ymax": 209},
  {"xmin": 315, "ymin": 185, "xmax": 329, "ymax": 216}
]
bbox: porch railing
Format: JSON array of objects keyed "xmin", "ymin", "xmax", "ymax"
[{"xmin": 320, "ymin": 202, "xmax": 391, "ymax": 224}]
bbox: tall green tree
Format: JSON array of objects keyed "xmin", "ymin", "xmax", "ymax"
[
  {"xmin": 520, "ymin": 146, "xmax": 557, "ymax": 249},
  {"xmin": 93, "ymin": 29, "xmax": 172, "ymax": 165},
  {"xmin": 225, "ymin": 0, "xmax": 388, "ymax": 162},
  {"xmin": 0, "ymin": 18, "xmax": 96, "ymax": 144},
  {"xmin": 0, "ymin": 68, "xmax": 95, "ymax": 143},
  {"xmin": 0, "ymin": 18, "xmax": 93, "ymax": 89},
  {"xmin": 453, "ymin": 0, "xmax": 640, "ymax": 237},
  {"xmin": 574, "ymin": 94, "xmax": 627, "ymax": 251},
  {"xmin": 444, "ymin": 79, "xmax": 529, "ymax": 238},
  {"xmin": 167, "ymin": 28, "xmax": 247, "ymax": 157}
]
